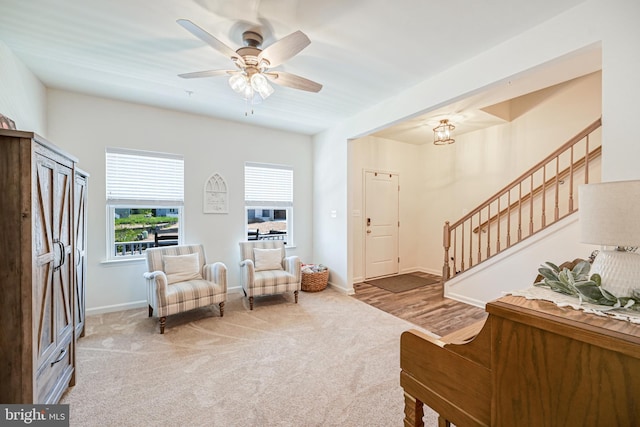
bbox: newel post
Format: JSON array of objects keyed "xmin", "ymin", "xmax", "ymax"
[{"xmin": 442, "ymin": 221, "xmax": 451, "ymax": 281}]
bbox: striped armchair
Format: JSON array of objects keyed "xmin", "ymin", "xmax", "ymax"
[
  {"xmin": 143, "ymin": 244, "xmax": 227, "ymax": 333},
  {"xmin": 239, "ymin": 241, "xmax": 301, "ymax": 310}
]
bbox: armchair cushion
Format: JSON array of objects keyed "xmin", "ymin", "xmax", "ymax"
[
  {"xmin": 164, "ymin": 279, "xmax": 223, "ymax": 307},
  {"xmin": 253, "ymin": 248, "xmax": 284, "ymax": 271},
  {"xmin": 163, "ymin": 253, "xmax": 203, "ymax": 285}
]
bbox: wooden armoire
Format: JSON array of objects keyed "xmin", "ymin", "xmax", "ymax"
[{"xmin": 0, "ymin": 129, "xmax": 88, "ymax": 403}]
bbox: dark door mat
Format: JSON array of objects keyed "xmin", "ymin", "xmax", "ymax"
[{"xmin": 365, "ymin": 274, "xmax": 440, "ymax": 293}]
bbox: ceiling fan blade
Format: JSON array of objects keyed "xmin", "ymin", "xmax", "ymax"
[
  {"xmin": 259, "ymin": 31, "xmax": 310, "ymax": 68},
  {"xmin": 265, "ymin": 71, "xmax": 322, "ymax": 93},
  {"xmin": 177, "ymin": 19, "xmax": 245, "ymax": 66},
  {"xmin": 178, "ymin": 70, "xmax": 234, "ymax": 79}
]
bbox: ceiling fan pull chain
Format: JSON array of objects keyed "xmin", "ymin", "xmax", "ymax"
[{"xmin": 244, "ymin": 98, "xmax": 254, "ymax": 116}]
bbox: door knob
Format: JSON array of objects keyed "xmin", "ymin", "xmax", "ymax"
[{"xmin": 366, "ymin": 230, "xmax": 372, "ymax": 234}]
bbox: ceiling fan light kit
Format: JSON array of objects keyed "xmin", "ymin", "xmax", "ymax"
[
  {"xmin": 433, "ymin": 119, "xmax": 455, "ymax": 145},
  {"xmin": 228, "ymin": 72, "xmax": 273, "ymax": 101},
  {"xmin": 177, "ymin": 19, "xmax": 322, "ymax": 111}
]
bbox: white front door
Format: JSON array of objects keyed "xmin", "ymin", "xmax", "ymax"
[{"xmin": 364, "ymin": 171, "xmax": 399, "ymax": 279}]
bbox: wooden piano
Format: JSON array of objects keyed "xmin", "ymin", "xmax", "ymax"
[{"xmin": 400, "ymin": 295, "xmax": 640, "ymax": 427}]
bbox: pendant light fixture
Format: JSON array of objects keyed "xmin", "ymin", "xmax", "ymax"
[{"xmin": 433, "ymin": 119, "xmax": 455, "ymax": 145}]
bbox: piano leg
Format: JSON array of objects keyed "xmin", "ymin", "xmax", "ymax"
[
  {"xmin": 438, "ymin": 416, "xmax": 451, "ymax": 427},
  {"xmin": 403, "ymin": 392, "xmax": 424, "ymax": 427}
]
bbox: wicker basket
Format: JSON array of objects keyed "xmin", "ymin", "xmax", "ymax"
[{"xmin": 301, "ymin": 269, "xmax": 329, "ymax": 292}]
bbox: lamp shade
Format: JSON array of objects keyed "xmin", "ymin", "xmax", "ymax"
[
  {"xmin": 229, "ymin": 73, "xmax": 248, "ymax": 94},
  {"xmin": 578, "ymin": 180, "xmax": 640, "ymax": 247}
]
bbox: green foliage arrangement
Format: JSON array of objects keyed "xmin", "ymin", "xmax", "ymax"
[{"xmin": 534, "ymin": 260, "xmax": 640, "ymax": 312}]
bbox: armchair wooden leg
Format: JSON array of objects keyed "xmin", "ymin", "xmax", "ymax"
[
  {"xmin": 294, "ymin": 290, "xmax": 299, "ymax": 304},
  {"xmin": 148, "ymin": 305, "xmax": 153, "ymax": 317},
  {"xmin": 219, "ymin": 301, "xmax": 225, "ymax": 317},
  {"xmin": 159, "ymin": 316, "xmax": 166, "ymax": 334},
  {"xmin": 249, "ymin": 296, "xmax": 254, "ymax": 310},
  {"xmin": 403, "ymin": 392, "xmax": 424, "ymax": 427}
]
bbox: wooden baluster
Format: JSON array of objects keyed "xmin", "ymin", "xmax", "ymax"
[
  {"xmin": 507, "ymin": 190, "xmax": 511, "ymax": 248},
  {"xmin": 486, "ymin": 204, "xmax": 491, "ymax": 259},
  {"xmin": 461, "ymin": 223, "xmax": 465, "ymax": 272},
  {"xmin": 585, "ymin": 134, "xmax": 590, "ymax": 184},
  {"xmin": 518, "ymin": 183, "xmax": 523, "ymax": 242},
  {"xmin": 529, "ymin": 174, "xmax": 534, "ymax": 236},
  {"xmin": 442, "ymin": 221, "xmax": 450, "ymax": 280},
  {"xmin": 451, "ymin": 230, "xmax": 457, "ymax": 277},
  {"xmin": 477, "ymin": 212, "xmax": 482, "ymax": 264},
  {"xmin": 469, "ymin": 217, "xmax": 474, "ymax": 268},
  {"xmin": 542, "ymin": 164, "xmax": 547, "ymax": 227},
  {"xmin": 569, "ymin": 145, "xmax": 574, "ymax": 212},
  {"xmin": 553, "ymin": 155, "xmax": 560, "ymax": 221},
  {"xmin": 496, "ymin": 196, "xmax": 501, "ymax": 252}
]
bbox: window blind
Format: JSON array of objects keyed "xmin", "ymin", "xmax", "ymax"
[
  {"xmin": 244, "ymin": 162, "xmax": 293, "ymax": 207},
  {"xmin": 106, "ymin": 147, "xmax": 184, "ymax": 206}
]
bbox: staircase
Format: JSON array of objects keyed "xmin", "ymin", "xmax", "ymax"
[{"xmin": 442, "ymin": 118, "xmax": 602, "ymax": 282}]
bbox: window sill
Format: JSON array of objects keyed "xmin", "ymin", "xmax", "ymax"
[{"xmin": 100, "ymin": 257, "xmax": 146, "ymax": 266}]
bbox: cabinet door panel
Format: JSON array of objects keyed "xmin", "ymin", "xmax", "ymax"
[
  {"xmin": 73, "ymin": 174, "xmax": 88, "ymax": 338},
  {"xmin": 54, "ymin": 163, "xmax": 74, "ymax": 343},
  {"xmin": 33, "ymin": 155, "xmax": 56, "ymax": 366}
]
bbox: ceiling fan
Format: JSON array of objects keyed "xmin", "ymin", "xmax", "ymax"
[{"xmin": 177, "ymin": 19, "xmax": 322, "ymax": 105}]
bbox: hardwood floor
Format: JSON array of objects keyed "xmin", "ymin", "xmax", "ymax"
[{"xmin": 352, "ymin": 272, "xmax": 488, "ymax": 337}]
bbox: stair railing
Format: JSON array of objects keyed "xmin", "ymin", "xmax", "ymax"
[{"xmin": 442, "ymin": 118, "xmax": 602, "ymax": 281}]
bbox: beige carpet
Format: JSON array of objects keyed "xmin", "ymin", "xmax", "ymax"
[{"xmin": 61, "ymin": 289, "xmax": 440, "ymax": 426}]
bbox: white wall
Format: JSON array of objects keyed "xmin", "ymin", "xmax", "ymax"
[
  {"xmin": 601, "ymin": 0, "xmax": 640, "ymax": 181},
  {"xmin": 46, "ymin": 90, "xmax": 313, "ymax": 313},
  {"xmin": 348, "ymin": 136, "xmax": 424, "ymax": 282},
  {"xmin": 0, "ymin": 41, "xmax": 47, "ymax": 135},
  {"xmin": 316, "ymin": 0, "xmax": 640, "ymax": 294}
]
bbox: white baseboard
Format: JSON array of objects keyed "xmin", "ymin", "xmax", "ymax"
[
  {"xmin": 352, "ymin": 268, "xmax": 441, "ymax": 286},
  {"xmin": 327, "ymin": 281, "xmax": 355, "ymax": 295},
  {"xmin": 87, "ymin": 286, "xmax": 246, "ymax": 316},
  {"xmin": 86, "ymin": 300, "xmax": 147, "ymax": 316},
  {"xmin": 443, "ymin": 290, "xmax": 487, "ymax": 309}
]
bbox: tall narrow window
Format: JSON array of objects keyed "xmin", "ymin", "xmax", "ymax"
[
  {"xmin": 106, "ymin": 148, "xmax": 184, "ymax": 259},
  {"xmin": 244, "ymin": 162, "xmax": 294, "ymax": 245}
]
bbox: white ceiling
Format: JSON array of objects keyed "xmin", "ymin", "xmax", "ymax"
[{"xmin": 0, "ymin": 0, "xmax": 587, "ymax": 137}]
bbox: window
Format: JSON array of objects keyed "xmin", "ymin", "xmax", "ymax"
[
  {"xmin": 245, "ymin": 162, "xmax": 293, "ymax": 245},
  {"xmin": 106, "ymin": 148, "xmax": 184, "ymax": 259}
]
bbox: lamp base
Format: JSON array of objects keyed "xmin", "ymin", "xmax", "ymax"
[{"xmin": 590, "ymin": 250, "xmax": 640, "ymax": 297}]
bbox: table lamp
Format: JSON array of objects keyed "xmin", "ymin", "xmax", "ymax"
[{"xmin": 579, "ymin": 180, "xmax": 640, "ymax": 297}]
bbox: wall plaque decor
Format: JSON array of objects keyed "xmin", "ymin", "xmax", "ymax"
[{"xmin": 204, "ymin": 173, "xmax": 228, "ymax": 214}]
